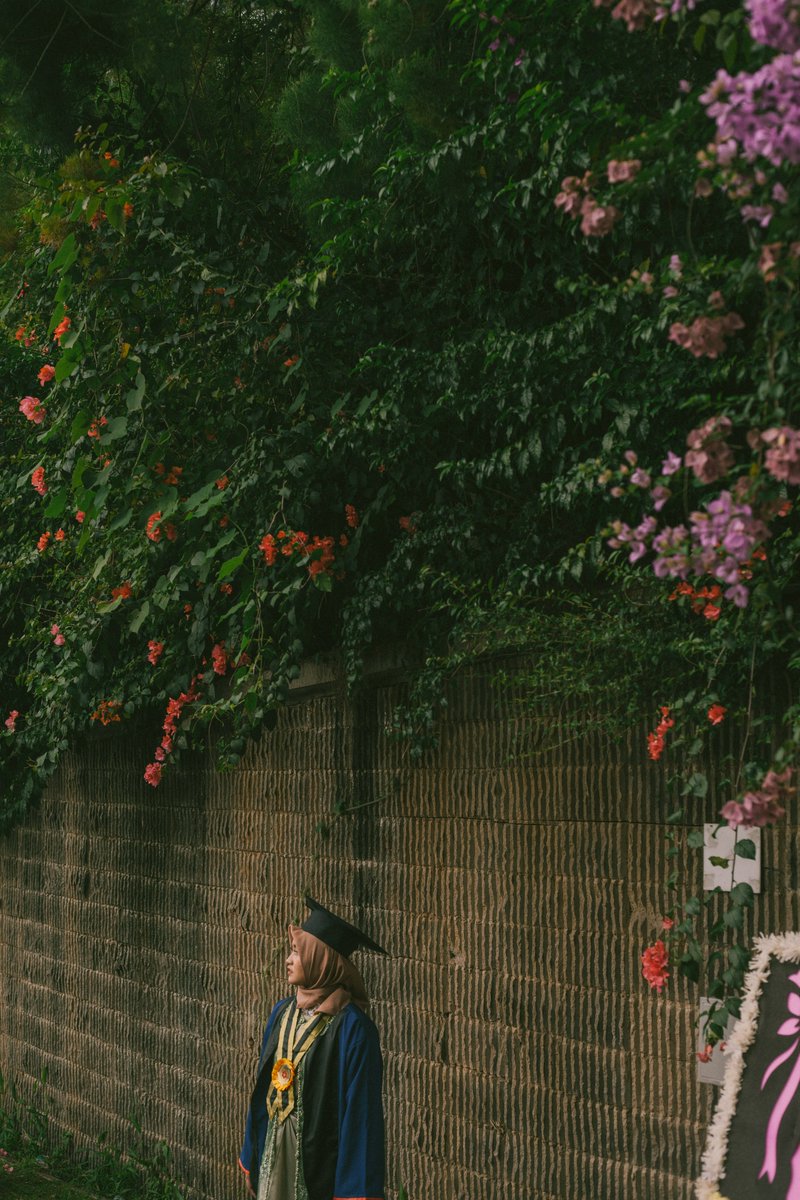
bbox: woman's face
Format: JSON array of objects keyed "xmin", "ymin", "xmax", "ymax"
[{"xmin": 286, "ymin": 938, "xmax": 305, "ymax": 986}]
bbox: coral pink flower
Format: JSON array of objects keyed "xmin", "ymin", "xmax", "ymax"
[
  {"xmin": 144, "ymin": 762, "xmax": 163, "ymax": 787},
  {"xmin": 37, "ymin": 364, "xmax": 55, "ymax": 385},
  {"xmin": 53, "ymin": 316, "xmax": 71, "ymax": 342},
  {"xmin": 111, "ymin": 582, "xmax": 132, "ymax": 601},
  {"xmin": 37, "ymin": 531, "xmax": 51, "ymax": 553},
  {"xmin": 31, "ymin": 466, "xmax": 47, "ymax": 496},
  {"xmin": 147, "ymin": 640, "xmax": 164, "ymax": 666},
  {"xmin": 211, "ymin": 642, "xmax": 228, "ymax": 675},
  {"xmin": 19, "ymin": 396, "xmax": 46, "ymax": 424},
  {"xmin": 75, "ymin": 511, "xmax": 85, "ymax": 523},
  {"xmin": 708, "ymin": 704, "xmax": 727, "ymax": 725},
  {"xmin": 641, "ymin": 939, "xmax": 670, "ymax": 993},
  {"xmin": 259, "ymin": 533, "xmax": 277, "ymax": 565},
  {"xmin": 5, "ymin": 710, "xmax": 19, "ymax": 731},
  {"xmin": 146, "ymin": 512, "xmax": 163, "ymax": 542}
]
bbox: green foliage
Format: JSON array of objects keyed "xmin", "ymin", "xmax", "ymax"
[
  {"xmin": 0, "ymin": 1070, "xmax": 185, "ymax": 1199},
  {"xmin": 0, "ymin": 0, "xmax": 798, "ymax": 1018}
]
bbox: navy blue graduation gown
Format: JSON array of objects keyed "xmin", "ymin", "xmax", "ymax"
[{"xmin": 239, "ymin": 998, "xmax": 385, "ymax": 1200}]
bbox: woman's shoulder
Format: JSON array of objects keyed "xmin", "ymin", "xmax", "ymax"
[{"xmin": 338, "ymin": 1003, "xmax": 381, "ymax": 1044}]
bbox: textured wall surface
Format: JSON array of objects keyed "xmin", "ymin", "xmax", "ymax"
[{"xmin": 0, "ymin": 656, "xmax": 793, "ymax": 1199}]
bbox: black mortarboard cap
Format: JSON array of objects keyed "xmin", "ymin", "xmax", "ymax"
[{"xmin": 301, "ymin": 896, "xmax": 387, "ymax": 958}]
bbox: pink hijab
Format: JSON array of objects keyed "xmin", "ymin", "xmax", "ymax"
[{"xmin": 289, "ymin": 925, "xmax": 369, "ymax": 1015}]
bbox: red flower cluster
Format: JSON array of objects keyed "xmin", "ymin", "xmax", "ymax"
[
  {"xmin": 36, "ymin": 531, "xmax": 51, "ymax": 553},
  {"xmin": 259, "ymin": 529, "xmax": 336, "ymax": 577},
  {"xmin": 53, "ymin": 316, "xmax": 71, "ymax": 343},
  {"xmin": 37, "ymin": 364, "xmax": 55, "ymax": 385},
  {"xmin": 154, "ymin": 462, "xmax": 183, "ymax": 485},
  {"xmin": 15, "ymin": 326, "xmax": 37, "ymax": 347},
  {"xmin": 145, "ymin": 675, "xmax": 202, "ymax": 787},
  {"xmin": 708, "ymin": 704, "xmax": 727, "ymax": 725},
  {"xmin": 87, "ymin": 416, "xmax": 108, "ymax": 439},
  {"xmin": 111, "ymin": 581, "xmax": 132, "ymax": 601},
  {"xmin": 259, "ymin": 533, "xmax": 278, "ymax": 565},
  {"xmin": 145, "ymin": 511, "xmax": 177, "ymax": 542},
  {"xmin": 345, "ymin": 504, "xmax": 359, "ymax": 529},
  {"xmin": 31, "ymin": 466, "xmax": 47, "ymax": 496},
  {"xmin": 54, "ymin": 528, "xmax": 65, "ymax": 542},
  {"xmin": 211, "ymin": 642, "xmax": 228, "ymax": 675},
  {"xmin": 215, "ymin": 475, "xmax": 229, "ymax": 490},
  {"xmin": 91, "ymin": 700, "xmax": 122, "ymax": 725},
  {"xmin": 647, "ymin": 706, "xmax": 674, "ymax": 761},
  {"xmin": 5, "ymin": 710, "xmax": 19, "ymax": 732},
  {"xmin": 668, "ymin": 580, "xmax": 723, "ymax": 621},
  {"xmin": 641, "ymin": 939, "xmax": 670, "ymax": 993},
  {"xmin": 147, "ymin": 640, "xmax": 164, "ymax": 666}
]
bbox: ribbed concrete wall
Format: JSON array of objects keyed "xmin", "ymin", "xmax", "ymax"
[{"xmin": 0, "ymin": 656, "xmax": 793, "ymax": 1198}]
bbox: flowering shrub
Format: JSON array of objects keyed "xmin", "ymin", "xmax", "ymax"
[{"xmin": 0, "ymin": 0, "xmax": 797, "ymax": 1038}]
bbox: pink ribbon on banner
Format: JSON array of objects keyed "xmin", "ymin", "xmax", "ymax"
[{"xmin": 759, "ymin": 969, "xmax": 800, "ymax": 1194}]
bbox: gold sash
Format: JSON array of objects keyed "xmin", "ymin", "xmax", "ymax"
[{"xmin": 266, "ymin": 1002, "xmax": 330, "ymax": 1123}]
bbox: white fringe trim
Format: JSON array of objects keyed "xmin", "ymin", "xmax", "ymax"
[{"xmin": 696, "ymin": 932, "xmax": 800, "ymax": 1198}]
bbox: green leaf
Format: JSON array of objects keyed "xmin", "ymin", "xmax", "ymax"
[
  {"xmin": 128, "ymin": 601, "xmax": 151, "ymax": 634},
  {"xmin": 126, "ymin": 372, "xmax": 146, "ymax": 412},
  {"xmin": 99, "ymin": 415, "xmax": 128, "ymax": 443},
  {"xmin": 218, "ymin": 549, "xmax": 248, "ymax": 581},
  {"xmin": 107, "ymin": 507, "xmax": 133, "ymax": 533},
  {"xmin": 70, "ymin": 411, "xmax": 91, "ymax": 443},
  {"xmin": 679, "ymin": 956, "xmax": 700, "ymax": 983},
  {"xmin": 731, "ymin": 881, "xmax": 755, "ymax": 906},
  {"xmin": 729, "ymin": 943, "xmax": 750, "ymax": 970},
  {"xmin": 723, "ymin": 906, "xmax": 744, "ymax": 929},
  {"xmin": 44, "ymin": 487, "xmax": 68, "ymax": 518},
  {"xmin": 47, "ymin": 233, "xmax": 78, "ymax": 277},
  {"xmin": 709, "ymin": 855, "xmax": 730, "ymax": 868},
  {"xmin": 54, "ymin": 353, "xmax": 79, "ymax": 383},
  {"xmin": 735, "ymin": 838, "xmax": 756, "ymax": 860},
  {"xmin": 686, "ymin": 830, "xmax": 704, "ymax": 849}
]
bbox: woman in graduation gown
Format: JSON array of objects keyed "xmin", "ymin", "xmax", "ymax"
[{"xmin": 239, "ymin": 898, "xmax": 386, "ymax": 1200}]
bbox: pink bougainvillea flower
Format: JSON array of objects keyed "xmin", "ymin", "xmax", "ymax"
[
  {"xmin": 721, "ymin": 767, "xmax": 794, "ymax": 829},
  {"xmin": 708, "ymin": 703, "xmax": 727, "ymax": 725},
  {"xmin": 19, "ymin": 395, "xmax": 46, "ymax": 424},
  {"xmin": 5, "ymin": 710, "xmax": 19, "ymax": 731},
  {"xmin": 579, "ymin": 195, "xmax": 621, "ymax": 236},
  {"xmin": 607, "ymin": 158, "xmax": 642, "ymax": 183},
  {"xmin": 661, "ymin": 451, "xmax": 682, "ymax": 475},
  {"xmin": 144, "ymin": 762, "xmax": 163, "ymax": 787}
]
